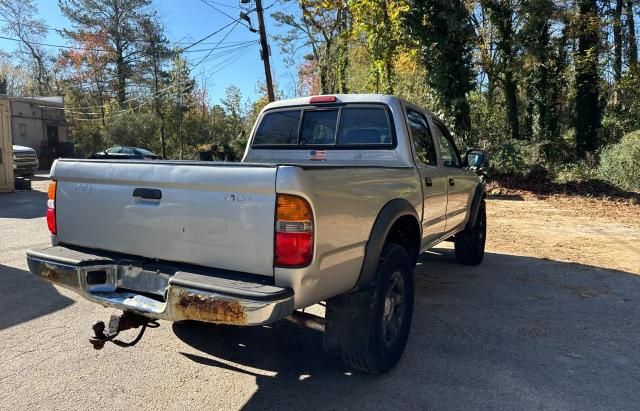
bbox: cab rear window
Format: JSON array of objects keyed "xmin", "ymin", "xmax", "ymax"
[{"xmin": 252, "ymin": 106, "xmax": 394, "ymax": 147}]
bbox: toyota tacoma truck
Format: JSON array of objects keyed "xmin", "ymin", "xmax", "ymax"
[{"xmin": 27, "ymin": 94, "xmax": 486, "ymax": 373}]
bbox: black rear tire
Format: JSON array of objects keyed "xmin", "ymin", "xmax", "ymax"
[
  {"xmin": 454, "ymin": 199, "xmax": 486, "ymax": 265},
  {"xmin": 342, "ymin": 243, "xmax": 414, "ymax": 374}
]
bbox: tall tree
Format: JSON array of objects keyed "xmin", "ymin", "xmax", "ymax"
[
  {"xmin": 350, "ymin": 0, "xmax": 408, "ymax": 94},
  {"xmin": 168, "ymin": 54, "xmax": 194, "ymax": 159},
  {"xmin": 574, "ymin": 0, "xmax": 601, "ymax": 156},
  {"xmin": 520, "ymin": 0, "xmax": 556, "ymax": 142},
  {"xmin": 57, "ymin": 31, "xmax": 112, "ymax": 124},
  {"xmin": 482, "ymin": 0, "xmax": 521, "ymax": 140},
  {"xmin": 405, "ymin": 0, "xmax": 476, "ymax": 141},
  {"xmin": 139, "ymin": 15, "xmax": 171, "ymax": 158},
  {"xmin": 272, "ymin": 0, "xmax": 349, "ymax": 94},
  {"xmin": 0, "ymin": 0, "xmax": 51, "ymax": 95},
  {"xmin": 59, "ymin": 0, "xmax": 153, "ymax": 106}
]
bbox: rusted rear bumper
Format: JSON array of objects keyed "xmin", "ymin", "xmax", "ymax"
[{"xmin": 26, "ymin": 246, "xmax": 294, "ymax": 326}]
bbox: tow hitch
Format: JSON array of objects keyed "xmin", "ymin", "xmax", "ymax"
[{"xmin": 89, "ymin": 311, "xmax": 159, "ymax": 350}]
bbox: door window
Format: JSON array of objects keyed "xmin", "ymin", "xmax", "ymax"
[
  {"xmin": 406, "ymin": 109, "xmax": 437, "ymax": 166},
  {"xmin": 433, "ymin": 122, "xmax": 461, "ymax": 167}
]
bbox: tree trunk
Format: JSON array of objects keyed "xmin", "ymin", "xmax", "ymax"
[
  {"xmin": 614, "ymin": 0, "xmax": 623, "ymax": 85},
  {"xmin": 152, "ymin": 51, "xmax": 166, "ymax": 159},
  {"xmin": 116, "ymin": 46, "xmax": 127, "ymax": 106},
  {"xmin": 504, "ymin": 68, "xmax": 520, "ymax": 140},
  {"xmin": 627, "ymin": 0, "xmax": 638, "ymax": 69},
  {"xmin": 575, "ymin": 0, "xmax": 601, "ymax": 157}
]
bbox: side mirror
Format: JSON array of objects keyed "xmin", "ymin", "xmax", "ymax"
[{"xmin": 465, "ymin": 149, "xmax": 486, "ymax": 168}]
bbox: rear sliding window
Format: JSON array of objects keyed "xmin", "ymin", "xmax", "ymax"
[{"xmin": 252, "ymin": 106, "xmax": 393, "ymax": 147}]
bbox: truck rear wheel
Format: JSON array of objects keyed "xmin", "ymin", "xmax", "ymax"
[
  {"xmin": 342, "ymin": 243, "xmax": 414, "ymax": 374},
  {"xmin": 454, "ymin": 199, "xmax": 486, "ymax": 265}
]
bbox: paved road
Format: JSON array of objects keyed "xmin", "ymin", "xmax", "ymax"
[{"xmin": 1, "ymin": 176, "xmax": 639, "ymax": 410}]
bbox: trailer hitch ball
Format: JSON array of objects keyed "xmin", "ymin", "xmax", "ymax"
[
  {"xmin": 90, "ymin": 321, "xmax": 108, "ymax": 350},
  {"xmin": 88, "ymin": 312, "xmax": 159, "ymax": 350}
]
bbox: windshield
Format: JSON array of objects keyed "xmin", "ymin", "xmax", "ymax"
[{"xmin": 252, "ymin": 105, "xmax": 394, "ymax": 147}]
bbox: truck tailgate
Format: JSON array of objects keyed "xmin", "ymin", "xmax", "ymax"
[{"xmin": 53, "ymin": 160, "xmax": 277, "ymax": 276}]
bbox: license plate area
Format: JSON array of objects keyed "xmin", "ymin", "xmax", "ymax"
[{"xmin": 116, "ymin": 264, "xmax": 172, "ymax": 299}]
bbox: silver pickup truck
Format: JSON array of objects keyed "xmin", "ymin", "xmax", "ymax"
[{"xmin": 27, "ymin": 94, "xmax": 486, "ymax": 373}]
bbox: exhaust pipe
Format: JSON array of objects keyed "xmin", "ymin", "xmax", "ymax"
[{"xmin": 286, "ymin": 310, "xmax": 325, "ymax": 332}]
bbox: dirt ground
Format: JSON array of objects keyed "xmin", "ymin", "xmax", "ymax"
[
  {"xmin": 486, "ymin": 195, "xmax": 640, "ymax": 274},
  {"xmin": 1, "ymin": 177, "xmax": 639, "ymax": 410}
]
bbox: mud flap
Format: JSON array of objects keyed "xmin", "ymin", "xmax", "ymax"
[{"xmin": 323, "ymin": 288, "xmax": 374, "ymax": 356}]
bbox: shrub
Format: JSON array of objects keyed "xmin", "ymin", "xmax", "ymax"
[
  {"xmin": 552, "ymin": 161, "xmax": 598, "ymax": 184},
  {"xmin": 597, "ymin": 131, "xmax": 640, "ymax": 192}
]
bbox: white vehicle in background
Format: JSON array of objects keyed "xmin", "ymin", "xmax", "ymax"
[
  {"xmin": 12, "ymin": 145, "xmax": 39, "ymax": 177},
  {"xmin": 27, "ymin": 94, "xmax": 487, "ymax": 373}
]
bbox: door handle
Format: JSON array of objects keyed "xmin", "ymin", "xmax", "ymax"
[
  {"xmin": 449, "ymin": 178, "xmax": 455, "ymax": 187},
  {"xmin": 424, "ymin": 177, "xmax": 433, "ymax": 187},
  {"xmin": 133, "ymin": 188, "xmax": 162, "ymax": 200}
]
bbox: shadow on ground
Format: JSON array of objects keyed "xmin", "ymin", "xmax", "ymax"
[
  {"xmin": 0, "ymin": 264, "xmax": 74, "ymax": 331},
  {"xmin": 0, "ymin": 189, "xmax": 47, "ymax": 219},
  {"xmin": 173, "ymin": 248, "xmax": 640, "ymax": 409}
]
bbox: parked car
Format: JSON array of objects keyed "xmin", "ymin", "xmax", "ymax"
[
  {"xmin": 27, "ymin": 95, "xmax": 487, "ymax": 373},
  {"xmin": 90, "ymin": 146, "xmax": 161, "ymax": 160},
  {"xmin": 12, "ymin": 145, "xmax": 39, "ymax": 177}
]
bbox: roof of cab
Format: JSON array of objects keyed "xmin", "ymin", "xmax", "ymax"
[
  {"xmin": 261, "ymin": 94, "xmax": 440, "ymax": 121},
  {"xmin": 263, "ymin": 94, "xmax": 401, "ymax": 110}
]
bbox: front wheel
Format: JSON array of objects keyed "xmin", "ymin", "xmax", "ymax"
[
  {"xmin": 454, "ymin": 199, "xmax": 486, "ymax": 265},
  {"xmin": 342, "ymin": 243, "xmax": 414, "ymax": 374}
]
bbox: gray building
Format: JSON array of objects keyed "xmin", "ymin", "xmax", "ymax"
[{"xmin": 2, "ymin": 96, "xmax": 69, "ymax": 168}]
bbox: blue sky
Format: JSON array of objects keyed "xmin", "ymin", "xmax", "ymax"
[{"xmin": 0, "ymin": 0, "xmax": 300, "ymax": 105}]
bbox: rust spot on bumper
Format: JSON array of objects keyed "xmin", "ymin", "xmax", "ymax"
[
  {"xmin": 175, "ymin": 291, "xmax": 247, "ymax": 325},
  {"xmin": 40, "ymin": 264, "xmax": 80, "ymax": 288}
]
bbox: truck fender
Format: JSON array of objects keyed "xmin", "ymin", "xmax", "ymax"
[
  {"xmin": 323, "ymin": 198, "xmax": 419, "ymax": 357},
  {"xmin": 466, "ymin": 183, "xmax": 487, "ymax": 230},
  {"xmin": 354, "ymin": 198, "xmax": 420, "ymax": 290}
]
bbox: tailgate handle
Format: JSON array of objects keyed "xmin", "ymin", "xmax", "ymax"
[{"xmin": 133, "ymin": 188, "xmax": 162, "ymax": 200}]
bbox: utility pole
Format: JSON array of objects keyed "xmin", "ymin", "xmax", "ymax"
[{"xmin": 254, "ymin": 0, "xmax": 275, "ymax": 102}]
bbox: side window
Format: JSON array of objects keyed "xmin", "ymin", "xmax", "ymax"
[
  {"xmin": 106, "ymin": 147, "xmax": 121, "ymax": 154},
  {"xmin": 406, "ymin": 109, "xmax": 437, "ymax": 166},
  {"xmin": 432, "ymin": 122, "xmax": 461, "ymax": 167},
  {"xmin": 338, "ymin": 107, "xmax": 392, "ymax": 145},
  {"xmin": 121, "ymin": 147, "xmax": 134, "ymax": 155},
  {"xmin": 253, "ymin": 110, "xmax": 301, "ymax": 145}
]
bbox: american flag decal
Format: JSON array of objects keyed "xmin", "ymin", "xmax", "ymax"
[{"xmin": 310, "ymin": 150, "xmax": 327, "ymax": 161}]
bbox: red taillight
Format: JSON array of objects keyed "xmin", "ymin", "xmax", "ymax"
[
  {"xmin": 309, "ymin": 95, "xmax": 337, "ymax": 104},
  {"xmin": 46, "ymin": 208, "xmax": 56, "ymax": 234},
  {"xmin": 275, "ymin": 232, "xmax": 313, "ymax": 266},
  {"xmin": 275, "ymin": 194, "xmax": 313, "ymax": 267},
  {"xmin": 47, "ymin": 181, "xmax": 57, "ymax": 235}
]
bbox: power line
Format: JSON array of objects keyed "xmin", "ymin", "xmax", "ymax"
[
  {"xmin": 203, "ymin": 0, "xmax": 240, "ymax": 9},
  {"xmin": 191, "ymin": 19, "xmax": 242, "ymax": 69},
  {"xmin": 199, "ymin": 0, "xmax": 253, "ymax": 31},
  {"xmin": 194, "ymin": 41, "xmax": 257, "ymax": 67},
  {"xmin": 178, "ymin": 17, "xmax": 244, "ymax": 52},
  {"xmin": 181, "ymin": 40, "xmax": 257, "ymax": 53}
]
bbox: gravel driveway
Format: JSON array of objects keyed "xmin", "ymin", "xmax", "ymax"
[{"xmin": 1, "ymin": 176, "xmax": 639, "ymax": 410}]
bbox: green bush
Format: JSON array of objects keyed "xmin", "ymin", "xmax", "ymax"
[
  {"xmin": 597, "ymin": 131, "xmax": 640, "ymax": 192},
  {"xmin": 552, "ymin": 159, "xmax": 598, "ymax": 184}
]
